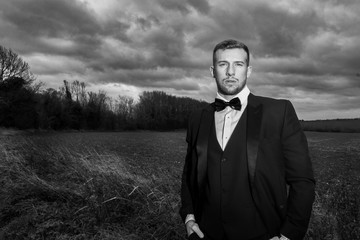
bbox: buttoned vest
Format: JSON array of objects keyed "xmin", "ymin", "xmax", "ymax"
[{"xmin": 200, "ymin": 110, "xmax": 267, "ymax": 239}]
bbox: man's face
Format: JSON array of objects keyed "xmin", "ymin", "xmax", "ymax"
[{"xmin": 210, "ymin": 48, "xmax": 252, "ymax": 97}]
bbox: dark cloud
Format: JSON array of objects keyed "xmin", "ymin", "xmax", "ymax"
[
  {"xmin": 0, "ymin": 0, "xmax": 129, "ymax": 58},
  {"xmin": 255, "ymin": 58, "xmax": 321, "ymax": 76},
  {"xmin": 145, "ymin": 29, "xmax": 186, "ymax": 66},
  {"xmin": 0, "ymin": 0, "xmax": 359, "ymax": 119},
  {"xmin": 157, "ymin": 0, "xmax": 190, "ymax": 14},
  {"xmin": 251, "ymin": 6, "xmax": 324, "ymax": 57},
  {"xmin": 136, "ymin": 16, "xmax": 160, "ymax": 31},
  {"xmin": 314, "ymin": 41, "xmax": 360, "ymax": 78},
  {"xmin": 1, "ymin": 0, "xmax": 104, "ymax": 39},
  {"xmin": 190, "ymin": 8, "xmax": 256, "ymax": 53},
  {"xmin": 251, "ymin": 71, "xmax": 356, "ymax": 98},
  {"xmin": 157, "ymin": 0, "xmax": 210, "ymax": 15},
  {"xmin": 187, "ymin": 0, "xmax": 211, "ymax": 14}
]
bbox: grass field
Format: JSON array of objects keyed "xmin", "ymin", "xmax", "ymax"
[{"xmin": 0, "ymin": 131, "xmax": 359, "ymax": 239}]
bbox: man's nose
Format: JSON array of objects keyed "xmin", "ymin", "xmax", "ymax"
[{"xmin": 227, "ymin": 65, "xmax": 235, "ymax": 76}]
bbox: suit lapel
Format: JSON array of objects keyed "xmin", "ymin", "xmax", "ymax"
[
  {"xmin": 247, "ymin": 94, "xmax": 263, "ymax": 190},
  {"xmin": 196, "ymin": 105, "xmax": 214, "ymax": 190}
]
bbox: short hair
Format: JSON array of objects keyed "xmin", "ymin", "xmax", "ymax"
[{"xmin": 213, "ymin": 39, "xmax": 250, "ymax": 66}]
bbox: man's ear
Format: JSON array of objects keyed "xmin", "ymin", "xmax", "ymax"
[
  {"xmin": 247, "ymin": 66, "xmax": 252, "ymax": 78},
  {"xmin": 210, "ymin": 66, "xmax": 215, "ymax": 78}
]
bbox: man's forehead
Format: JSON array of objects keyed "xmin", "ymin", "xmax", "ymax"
[{"xmin": 214, "ymin": 48, "xmax": 248, "ymax": 61}]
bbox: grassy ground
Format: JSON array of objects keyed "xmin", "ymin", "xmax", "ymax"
[
  {"xmin": 0, "ymin": 131, "xmax": 359, "ymax": 239},
  {"xmin": 305, "ymin": 132, "xmax": 360, "ymax": 240}
]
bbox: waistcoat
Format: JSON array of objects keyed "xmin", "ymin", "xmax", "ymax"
[{"xmin": 200, "ymin": 110, "xmax": 267, "ymax": 239}]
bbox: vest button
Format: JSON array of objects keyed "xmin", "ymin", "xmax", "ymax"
[{"xmin": 221, "ymin": 158, "xmax": 226, "ymax": 162}]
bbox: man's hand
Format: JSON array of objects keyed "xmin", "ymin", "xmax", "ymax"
[
  {"xmin": 269, "ymin": 235, "xmax": 290, "ymax": 240},
  {"xmin": 186, "ymin": 220, "xmax": 204, "ymax": 238}
]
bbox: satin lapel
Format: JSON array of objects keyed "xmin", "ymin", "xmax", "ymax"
[
  {"xmin": 196, "ymin": 105, "xmax": 214, "ymax": 190},
  {"xmin": 247, "ymin": 94, "xmax": 263, "ymax": 190}
]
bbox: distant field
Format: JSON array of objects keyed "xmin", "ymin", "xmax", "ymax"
[
  {"xmin": 0, "ymin": 131, "xmax": 359, "ymax": 239},
  {"xmin": 301, "ymin": 119, "xmax": 360, "ymax": 132}
]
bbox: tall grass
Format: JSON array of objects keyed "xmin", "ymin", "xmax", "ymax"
[
  {"xmin": 0, "ymin": 132, "xmax": 359, "ymax": 239},
  {"xmin": 305, "ymin": 132, "xmax": 360, "ymax": 240},
  {"xmin": 0, "ymin": 133, "xmax": 185, "ymax": 240}
]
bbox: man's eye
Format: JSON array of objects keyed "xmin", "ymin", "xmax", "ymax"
[
  {"xmin": 235, "ymin": 63, "xmax": 243, "ymax": 66},
  {"xmin": 218, "ymin": 63, "xmax": 226, "ymax": 67}
]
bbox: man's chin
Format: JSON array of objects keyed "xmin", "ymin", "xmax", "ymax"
[{"xmin": 219, "ymin": 87, "xmax": 241, "ymax": 96}]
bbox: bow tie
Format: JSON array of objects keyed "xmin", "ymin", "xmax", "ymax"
[{"xmin": 214, "ymin": 98, "xmax": 242, "ymax": 111}]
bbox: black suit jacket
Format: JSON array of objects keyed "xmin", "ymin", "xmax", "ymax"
[{"xmin": 180, "ymin": 94, "xmax": 315, "ymax": 240}]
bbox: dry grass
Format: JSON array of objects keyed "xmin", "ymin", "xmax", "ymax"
[
  {"xmin": 0, "ymin": 132, "xmax": 185, "ymax": 240},
  {"xmin": 0, "ymin": 131, "xmax": 359, "ymax": 239},
  {"xmin": 305, "ymin": 132, "xmax": 360, "ymax": 240}
]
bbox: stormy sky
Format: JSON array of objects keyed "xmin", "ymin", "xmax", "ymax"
[{"xmin": 1, "ymin": 0, "xmax": 359, "ymax": 120}]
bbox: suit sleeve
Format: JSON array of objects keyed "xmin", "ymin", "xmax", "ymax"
[
  {"xmin": 280, "ymin": 101, "xmax": 315, "ymax": 240},
  {"xmin": 179, "ymin": 111, "xmax": 200, "ymax": 222}
]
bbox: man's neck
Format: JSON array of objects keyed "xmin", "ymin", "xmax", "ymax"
[
  {"xmin": 218, "ymin": 93, "xmax": 237, "ymax": 101},
  {"xmin": 217, "ymin": 85, "xmax": 250, "ymax": 102}
]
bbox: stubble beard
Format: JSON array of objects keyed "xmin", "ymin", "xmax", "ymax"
[{"xmin": 217, "ymin": 78, "xmax": 245, "ymax": 96}]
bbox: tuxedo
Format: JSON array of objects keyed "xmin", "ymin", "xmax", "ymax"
[{"xmin": 180, "ymin": 94, "xmax": 315, "ymax": 240}]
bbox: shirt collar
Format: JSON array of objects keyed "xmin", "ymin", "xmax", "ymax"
[{"xmin": 216, "ymin": 85, "xmax": 250, "ymax": 105}]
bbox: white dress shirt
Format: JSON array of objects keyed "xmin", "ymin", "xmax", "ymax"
[{"xmin": 215, "ymin": 85, "xmax": 250, "ymax": 150}]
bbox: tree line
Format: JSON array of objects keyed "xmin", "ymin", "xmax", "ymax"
[{"xmin": 0, "ymin": 45, "xmax": 208, "ymax": 131}]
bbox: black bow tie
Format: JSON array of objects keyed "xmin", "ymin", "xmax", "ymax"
[{"xmin": 214, "ymin": 98, "xmax": 241, "ymax": 111}]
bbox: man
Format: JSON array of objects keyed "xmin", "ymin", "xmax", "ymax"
[{"xmin": 179, "ymin": 39, "xmax": 315, "ymax": 240}]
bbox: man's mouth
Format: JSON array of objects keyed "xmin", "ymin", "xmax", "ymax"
[{"xmin": 224, "ymin": 78, "xmax": 238, "ymax": 83}]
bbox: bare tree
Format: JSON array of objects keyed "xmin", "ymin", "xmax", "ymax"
[
  {"xmin": 61, "ymin": 79, "xmax": 88, "ymax": 105},
  {"xmin": 115, "ymin": 95, "xmax": 134, "ymax": 121},
  {"xmin": 0, "ymin": 45, "xmax": 35, "ymax": 83},
  {"xmin": 79, "ymin": 81, "xmax": 87, "ymax": 107},
  {"xmin": 71, "ymin": 80, "xmax": 81, "ymax": 102},
  {"xmin": 63, "ymin": 80, "xmax": 72, "ymax": 101}
]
